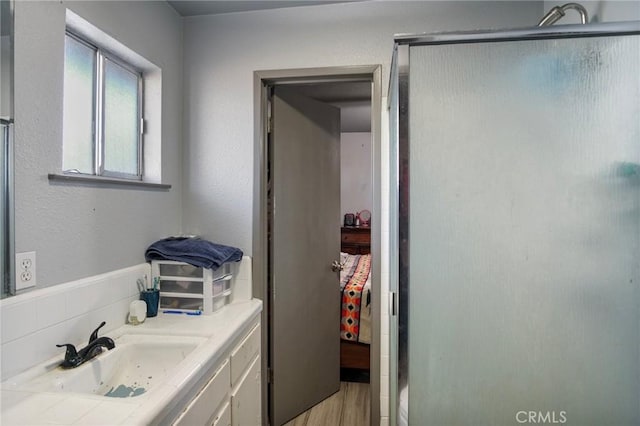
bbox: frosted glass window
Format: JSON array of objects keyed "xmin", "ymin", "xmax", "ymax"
[
  {"xmin": 103, "ymin": 58, "xmax": 139, "ymax": 176},
  {"xmin": 62, "ymin": 32, "xmax": 142, "ymax": 180},
  {"xmin": 62, "ymin": 35, "xmax": 95, "ymax": 174}
]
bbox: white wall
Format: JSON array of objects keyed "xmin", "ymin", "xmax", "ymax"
[
  {"xmin": 543, "ymin": 0, "xmax": 640, "ymax": 23},
  {"xmin": 341, "ymin": 132, "xmax": 372, "ymax": 219},
  {"xmin": 13, "ymin": 1, "xmax": 183, "ymax": 288},
  {"xmin": 182, "ymin": 1, "xmax": 542, "ymax": 252}
]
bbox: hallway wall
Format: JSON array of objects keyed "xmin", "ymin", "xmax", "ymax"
[
  {"xmin": 181, "ymin": 1, "xmax": 541, "ymax": 252},
  {"xmin": 341, "ymin": 132, "xmax": 372, "ymax": 220}
]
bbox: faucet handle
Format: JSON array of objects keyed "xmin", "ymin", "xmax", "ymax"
[
  {"xmin": 56, "ymin": 343, "xmax": 81, "ymax": 368},
  {"xmin": 89, "ymin": 321, "xmax": 107, "ymax": 343}
]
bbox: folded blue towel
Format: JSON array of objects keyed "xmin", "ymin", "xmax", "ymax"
[{"xmin": 145, "ymin": 237, "xmax": 243, "ymax": 270}]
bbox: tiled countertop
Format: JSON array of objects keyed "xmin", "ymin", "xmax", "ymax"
[{"xmin": 0, "ymin": 299, "xmax": 262, "ymax": 425}]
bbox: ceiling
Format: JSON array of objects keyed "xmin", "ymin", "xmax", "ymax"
[
  {"xmin": 293, "ymin": 81, "xmax": 371, "ymax": 104},
  {"xmin": 167, "ymin": 1, "xmax": 360, "ymax": 17},
  {"xmin": 294, "ymin": 82, "xmax": 372, "ymax": 133}
]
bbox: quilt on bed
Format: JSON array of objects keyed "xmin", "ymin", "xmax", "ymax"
[{"xmin": 340, "ymin": 253, "xmax": 372, "ymax": 344}]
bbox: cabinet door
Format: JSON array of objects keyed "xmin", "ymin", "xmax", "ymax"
[
  {"xmin": 230, "ymin": 323, "xmax": 260, "ymax": 387},
  {"xmin": 231, "ymin": 356, "xmax": 261, "ymax": 426},
  {"xmin": 173, "ymin": 360, "xmax": 230, "ymax": 426},
  {"xmin": 212, "ymin": 402, "xmax": 231, "ymax": 426}
]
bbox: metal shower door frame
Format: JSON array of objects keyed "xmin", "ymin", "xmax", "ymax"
[
  {"xmin": 391, "ymin": 20, "xmax": 640, "ymax": 426},
  {"xmin": 1, "ymin": 119, "xmax": 14, "ymax": 298}
]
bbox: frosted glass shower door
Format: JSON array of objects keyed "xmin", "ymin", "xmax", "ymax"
[
  {"xmin": 0, "ymin": 121, "xmax": 6, "ymax": 297},
  {"xmin": 407, "ymin": 34, "xmax": 640, "ymax": 425}
]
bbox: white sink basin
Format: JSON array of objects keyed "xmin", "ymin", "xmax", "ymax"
[{"xmin": 4, "ymin": 334, "xmax": 206, "ymax": 398}]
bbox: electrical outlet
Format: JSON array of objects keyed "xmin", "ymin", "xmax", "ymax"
[{"xmin": 16, "ymin": 251, "xmax": 36, "ymax": 290}]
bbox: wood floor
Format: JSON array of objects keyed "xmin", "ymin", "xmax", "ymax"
[{"xmin": 283, "ymin": 382, "xmax": 370, "ymax": 426}]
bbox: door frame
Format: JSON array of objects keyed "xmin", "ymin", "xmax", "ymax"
[{"xmin": 253, "ymin": 65, "xmax": 382, "ymax": 425}]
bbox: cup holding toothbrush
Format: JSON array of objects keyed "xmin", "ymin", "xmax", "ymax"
[{"xmin": 140, "ymin": 289, "xmax": 160, "ymax": 317}]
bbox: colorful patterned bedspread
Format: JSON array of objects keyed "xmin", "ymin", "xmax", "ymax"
[{"xmin": 340, "ymin": 253, "xmax": 372, "ymax": 344}]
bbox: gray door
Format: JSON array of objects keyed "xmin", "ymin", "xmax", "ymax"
[{"xmin": 270, "ymin": 86, "xmax": 341, "ymax": 426}]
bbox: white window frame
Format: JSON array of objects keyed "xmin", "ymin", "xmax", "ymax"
[{"xmin": 64, "ymin": 30, "xmax": 144, "ymax": 181}]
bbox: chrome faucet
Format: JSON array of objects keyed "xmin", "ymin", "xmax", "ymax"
[{"xmin": 56, "ymin": 321, "xmax": 115, "ymax": 369}]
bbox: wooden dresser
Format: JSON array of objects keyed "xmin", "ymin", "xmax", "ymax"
[{"xmin": 340, "ymin": 226, "xmax": 371, "ymax": 254}]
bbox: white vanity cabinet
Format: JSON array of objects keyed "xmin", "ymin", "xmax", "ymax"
[
  {"xmin": 172, "ymin": 321, "xmax": 261, "ymax": 426},
  {"xmin": 230, "ymin": 323, "xmax": 261, "ymax": 426}
]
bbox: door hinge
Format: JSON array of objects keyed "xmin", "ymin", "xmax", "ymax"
[
  {"xmin": 267, "ymin": 99, "xmax": 273, "ymax": 134},
  {"xmin": 267, "ymin": 368, "xmax": 273, "ymax": 383},
  {"xmin": 390, "ymin": 291, "xmax": 397, "ymax": 316}
]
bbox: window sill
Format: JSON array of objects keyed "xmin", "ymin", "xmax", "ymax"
[{"xmin": 48, "ymin": 173, "xmax": 171, "ymax": 190}]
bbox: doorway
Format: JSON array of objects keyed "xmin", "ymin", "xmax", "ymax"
[{"xmin": 253, "ymin": 66, "xmax": 382, "ymax": 426}]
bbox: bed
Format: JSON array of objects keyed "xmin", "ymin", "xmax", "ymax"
[{"xmin": 340, "ymin": 226, "xmax": 371, "ymax": 371}]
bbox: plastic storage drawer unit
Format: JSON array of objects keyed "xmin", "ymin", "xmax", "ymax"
[{"xmin": 151, "ymin": 260, "xmax": 232, "ymax": 314}]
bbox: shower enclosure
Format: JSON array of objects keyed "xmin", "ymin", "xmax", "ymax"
[
  {"xmin": 389, "ymin": 21, "xmax": 640, "ymax": 425},
  {"xmin": 1, "ymin": 0, "xmax": 13, "ymax": 298}
]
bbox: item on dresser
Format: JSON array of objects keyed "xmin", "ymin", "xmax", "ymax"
[
  {"xmin": 357, "ymin": 209, "xmax": 371, "ymax": 227},
  {"xmin": 344, "ymin": 213, "xmax": 355, "ymax": 226},
  {"xmin": 145, "ymin": 236, "xmax": 243, "ymax": 270},
  {"xmin": 151, "ymin": 260, "xmax": 233, "ymax": 314}
]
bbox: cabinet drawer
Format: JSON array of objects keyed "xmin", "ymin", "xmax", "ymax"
[
  {"xmin": 230, "ymin": 323, "xmax": 261, "ymax": 387},
  {"xmin": 161, "ymin": 280, "xmax": 204, "ymax": 294},
  {"xmin": 157, "ymin": 261, "xmax": 231, "ymax": 280},
  {"xmin": 159, "ymin": 262, "xmax": 204, "ymax": 278},
  {"xmin": 341, "ymin": 233, "xmax": 370, "ymax": 244},
  {"xmin": 341, "ymin": 228, "xmax": 371, "ymax": 244},
  {"xmin": 173, "ymin": 360, "xmax": 230, "ymax": 426},
  {"xmin": 211, "ymin": 401, "xmax": 231, "ymax": 426}
]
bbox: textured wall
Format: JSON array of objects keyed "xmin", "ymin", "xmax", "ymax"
[
  {"xmin": 543, "ymin": 0, "xmax": 640, "ymax": 24},
  {"xmin": 181, "ymin": 1, "xmax": 542, "ymax": 253},
  {"xmin": 14, "ymin": 1, "xmax": 183, "ymax": 288},
  {"xmin": 341, "ymin": 132, "xmax": 372, "ymax": 219}
]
